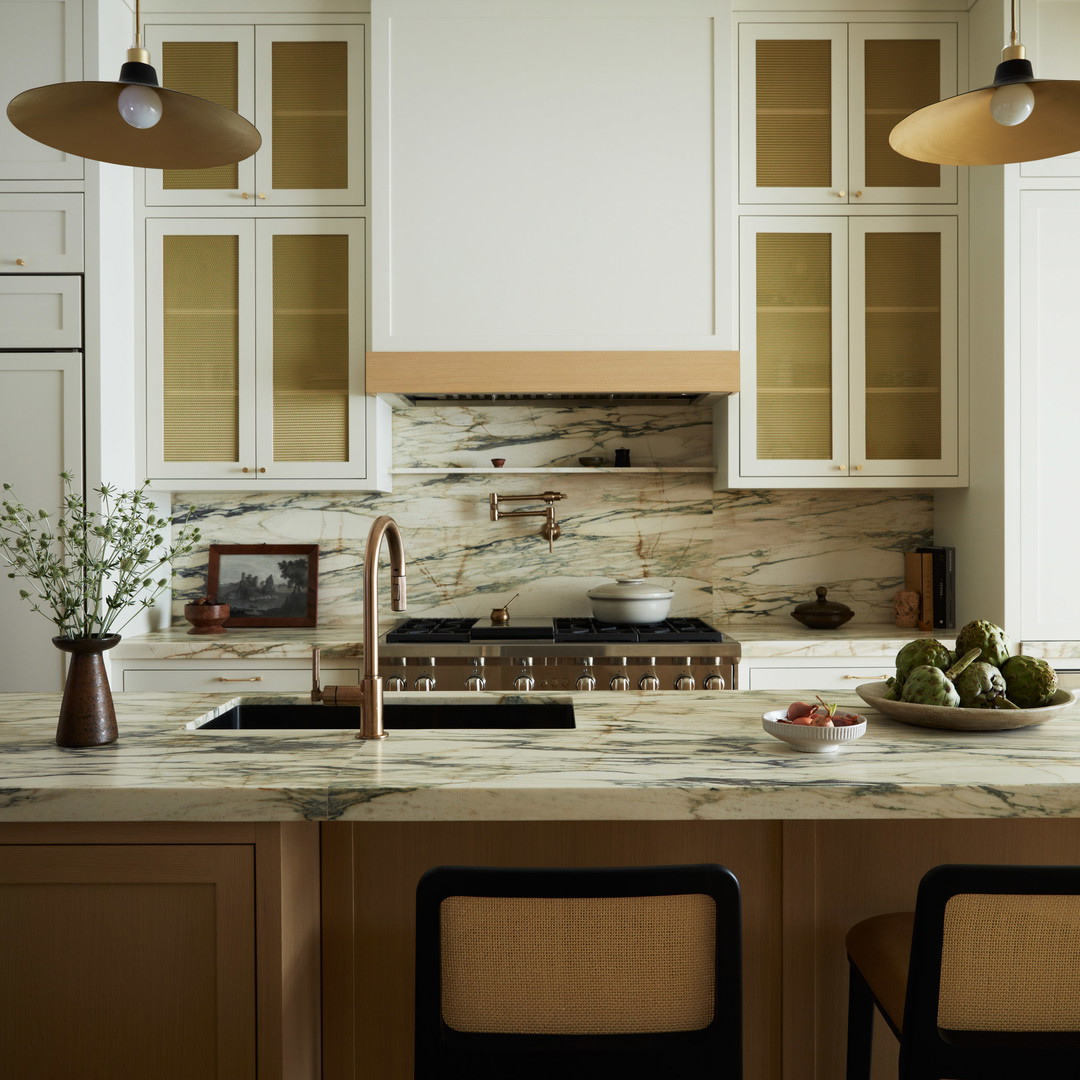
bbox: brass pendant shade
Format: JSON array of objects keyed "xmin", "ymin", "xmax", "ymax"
[
  {"xmin": 890, "ymin": 64, "xmax": 1080, "ymax": 167},
  {"xmin": 891, "ymin": 0, "xmax": 1080, "ymax": 168},
  {"xmin": 7, "ymin": 50, "xmax": 261, "ymax": 170},
  {"xmin": 7, "ymin": 0, "xmax": 260, "ymax": 171}
]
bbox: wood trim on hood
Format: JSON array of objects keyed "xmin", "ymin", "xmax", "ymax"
[{"xmin": 366, "ymin": 350, "xmax": 739, "ymax": 395}]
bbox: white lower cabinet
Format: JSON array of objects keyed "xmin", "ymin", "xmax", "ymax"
[
  {"xmin": 117, "ymin": 662, "xmax": 361, "ymax": 694},
  {"xmin": 742, "ymin": 659, "xmax": 894, "ymax": 691}
]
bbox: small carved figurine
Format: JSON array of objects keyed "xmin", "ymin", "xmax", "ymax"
[{"xmin": 893, "ymin": 589, "xmax": 919, "ymax": 629}]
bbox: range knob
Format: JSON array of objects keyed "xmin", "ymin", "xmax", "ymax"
[
  {"xmin": 704, "ymin": 660, "xmax": 725, "ymax": 691},
  {"xmin": 575, "ymin": 658, "xmax": 596, "ymax": 691},
  {"xmin": 638, "ymin": 657, "xmax": 660, "ymax": 691},
  {"xmin": 384, "ymin": 657, "xmax": 406, "ymax": 692},
  {"xmin": 609, "ymin": 658, "xmax": 630, "ymax": 691},
  {"xmin": 674, "ymin": 657, "xmax": 696, "ymax": 691},
  {"xmin": 414, "ymin": 657, "xmax": 436, "ymax": 692},
  {"xmin": 513, "ymin": 657, "xmax": 535, "ymax": 692},
  {"xmin": 465, "ymin": 657, "xmax": 486, "ymax": 691}
]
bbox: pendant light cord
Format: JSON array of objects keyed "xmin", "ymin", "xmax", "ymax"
[
  {"xmin": 1010, "ymin": 0, "xmax": 1019, "ymax": 49},
  {"xmin": 134, "ymin": 0, "xmax": 143, "ymax": 49}
]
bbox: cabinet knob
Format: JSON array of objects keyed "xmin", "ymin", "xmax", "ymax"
[
  {"xmin": 836, "ymin": 190, "xmax": 846, "ymax": 198},
  {"xmin": 259, "ymin": 467, "xmax": 266, "ymax": 473},
  {"xmin": 836, "ymin": 464, "xmax": 846, "ymax": 471},
  {"xmin": 15, "ymin": 258, "xmax": 26, "ymax": 266},
  {"xmin": 854, "ymin": 190, "xmax": 864, "ymax": 198},
  {"xmin": 241, "ymin": 192, "xmax": 251, "ymax": 199},
  {"xmin": 854, "ymin": 464, "xmax": 864, "ymax": 471},
  {"xmin": 257, "ymin": 193, "xmax": 267, "ymax": 200}
]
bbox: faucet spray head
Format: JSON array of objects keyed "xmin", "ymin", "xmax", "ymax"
[{"xmin": 391, "ymin": 573, "xmax": 407, "ymax": 610}]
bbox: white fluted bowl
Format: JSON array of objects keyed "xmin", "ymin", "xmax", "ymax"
[{"xmin": 762, "ymin": 709, "xmax": 867, "ymax": 754}]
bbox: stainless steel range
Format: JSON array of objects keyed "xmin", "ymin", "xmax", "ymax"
[{"xmin": 378, "ymin": 617, "xmax": 739, "ymax": 692}]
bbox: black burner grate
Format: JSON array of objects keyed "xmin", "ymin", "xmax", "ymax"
[
  {"xmin": 385, "ymin": 617, "xmax": 478, "ymax": 643},
  {"xmin": 553, "ymin": 617, "xmax": 723, "ymax": 643}
]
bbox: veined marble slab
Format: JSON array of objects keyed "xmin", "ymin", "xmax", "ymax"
[{"xmin": 4, "ymin": 689, "xmax": 1080, "ymax": 823}]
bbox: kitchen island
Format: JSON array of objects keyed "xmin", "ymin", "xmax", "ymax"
[{"xmin": 4, "ymin": 688, "xmax": 1080, "ymax": 1080}]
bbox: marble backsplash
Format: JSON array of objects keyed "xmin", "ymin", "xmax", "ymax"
[{"xmin": 170, "ymin": 404, "xmax": 933, "ymax": 626}]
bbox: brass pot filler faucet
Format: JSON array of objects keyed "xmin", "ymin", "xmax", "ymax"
[{"xmin": 489, "ymin": 491, "xmax": 568, "ymax": 552}]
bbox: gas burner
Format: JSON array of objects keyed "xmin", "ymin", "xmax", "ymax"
[
  {"xmin": 553, "ymin": 617, "xmax": 724, "ymax": 644},
  {"xmin": 386, "ymin": 617, "xmax": 478, "ymax": 643}
]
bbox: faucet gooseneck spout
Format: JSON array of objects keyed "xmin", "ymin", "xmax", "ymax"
[{"xmin": 359, "ymin": 515, "xmax": 407, "ymax": 739}]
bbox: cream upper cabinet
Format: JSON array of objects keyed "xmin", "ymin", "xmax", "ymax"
[
  {"xmin": 372, "ymin": 0, "xmax": 730, "ymax": 352},
  {"xmin": 739, "ymin": 22, "xmax": 958, "ymax": 205},
  {"xmin": 145, "ymin": 217, "xmax": 389, "ymax": 491},
  {"xmin": 0, "ymin": 0, "xmax": 83, "ymax": 181},
  {"xmin": 721, "ymin": 215, "xmax": 960, "ymax": 487},
  {"xmin": 142, "ymin": 23, "xmax": 365, "ymax": 207}
]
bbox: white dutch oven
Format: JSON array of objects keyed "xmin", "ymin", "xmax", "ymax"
[{"xmin": 586, "ymin": 578, "xmax": 674, "ymax": 624}]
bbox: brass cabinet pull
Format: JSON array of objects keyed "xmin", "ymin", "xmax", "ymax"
[
  {"xmin": 15, "ymin": 258, "xmax": 26, "ymax": 266},
  {"xmin": 843, "ymin": 674, "xmax": 890, "ymax": 680},
  {"xmin": 215, "ymin": 676, "xmax": 263, "ymax": 682}
]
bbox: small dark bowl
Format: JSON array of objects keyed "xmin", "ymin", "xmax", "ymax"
[
  {"xmin": 578, "ymin": 456, "xmax": 605, "ymax": 467},
  {"xmin": 792, "ymin": 608, "xmax": 854, "ymax": 630},
  {"xmin": 184, "ymin": 601, "xmax": 231, "ymax": 635}
]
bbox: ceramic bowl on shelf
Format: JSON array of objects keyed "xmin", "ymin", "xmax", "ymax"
[
  {"xmin": 183, "ymin": 600, "xmax": 230, "ymax": 635},
  {"xmin": 761, "ymin": 709, "xmax": 867, "ymax": 753},
  {"xmin": 856, "ymin": 682, "xmax": 1077, "ymax": 732},
  {"xmin": 578, "ymin": 456, "xmax": 605, "ymax": 467}
]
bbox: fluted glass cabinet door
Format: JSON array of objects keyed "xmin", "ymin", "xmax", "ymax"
[
  {"xmin": 738, "ymin": 218, "xmax": 848, "ymax": 476},
  {"xmin": 739, "ymin": 22, "xmax": 956, "ymax": 205},
  {"xmin": 849, "ymin": 217, "xmax": 958, "ymax": 476},
  {"xmin": 143, "ymin": 23, "xmax": 364, "ymax": 207},
  {"xmin": 145, "ymin": 219, "xmax": 257, "ymax": 481},
  {"xmin": 254, "ymin": 219, "xmax": 367, "ymax": 480}
]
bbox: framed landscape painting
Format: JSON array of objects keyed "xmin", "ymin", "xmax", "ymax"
[{"xmin": 207, "ymin": 544, "xmax": 319, "ymax": 627}]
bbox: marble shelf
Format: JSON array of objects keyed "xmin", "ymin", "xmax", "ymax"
[{"xmin": 390, "ymin": 466, "xmax": 716, "ymax": 474}]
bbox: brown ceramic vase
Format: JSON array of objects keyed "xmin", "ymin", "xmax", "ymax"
[{"xmin": 52, "ymin": 635, "xmax": 121, "ymax": 748}]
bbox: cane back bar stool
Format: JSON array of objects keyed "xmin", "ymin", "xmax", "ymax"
[
  {"xmin": 846, "ymin": 863, "xmax": 1080, "ymax": 1080},
  {"xmin": 415, "ymin": 863, "xmax": 742, "ymax": 1079}
]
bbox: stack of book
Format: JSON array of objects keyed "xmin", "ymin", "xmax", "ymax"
[{"xmin": 904, "ymin": 546, "xmax": 955, "ymax": 631}]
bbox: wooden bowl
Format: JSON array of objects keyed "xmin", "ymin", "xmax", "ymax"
[{"xmin": 183, "ymin": 602, "xmax": 230, "ymax": 635}]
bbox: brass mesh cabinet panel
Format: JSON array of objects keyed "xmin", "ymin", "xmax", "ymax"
[
  {"xmin": 863, "ymin": 231, "xmax": 941, "ymax": 462},
  {"xmin": 272, "ymin": 40, "xmax": 349, "ymax": 191},
  {"xmin": 755, "ymin": 231, "xmax": 833, "ymax": 460},
  {"xmin": 272, "ymin": 233, "xmax": 349, "ymax": 462},
  {"xmin": 162, "ymin": 234, "xmax": 240, "ymax": 462},
  {"xmin": 755, "ymin": 39, "xmax": 832, "ymax": 189}
]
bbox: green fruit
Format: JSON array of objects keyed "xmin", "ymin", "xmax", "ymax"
[
  {"xmin": 899, "ymin": 649, "xmax": 982, "ymax": 709},
  {"xmin": 954, "ymin": 620, "xmax": 1012, "ymax": 668},
  {"xmin": 954, "ymin": 661, "xmax": 1009, "ymax": 709},
  {"xmin": 895, "ymin": 639, "xmax": 953, "ymax": 685},
  {"xmin": 1000, "ymin": 655, "xmax": 1058, "ymax": 709}
]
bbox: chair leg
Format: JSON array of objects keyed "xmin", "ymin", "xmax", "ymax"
[{"xmin": 846, "ymin": 961, "xmax": 876, "ymax": 1080}]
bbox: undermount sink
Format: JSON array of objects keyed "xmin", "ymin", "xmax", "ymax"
[{"xmin": 192, "ymin": 701, "xmax": 576, "ymax": 731}]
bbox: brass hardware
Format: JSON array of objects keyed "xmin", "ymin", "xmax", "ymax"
[
  {"xmin": 854, "ymin": 464, "xmax": 864, "ymax": 471},
  {"xmin": 259, "ymin": 467, "xmax": 266, "ymax": 473},
  {"xmin": 242, "ymin": 466, "xmax": 250, "ymax": 473},
  {"xmin": 241, "ymin": 192, "xmax": 251, "ymax": 199},
  {"xmin": 490, "ymin": 593, "xmax": 518, "ymax": 624},
  {"xmin": 215, "ymin": 676, "xmax": 263, "ymax": 682},
  {"xmin": 490, "ymin": 491, "xmax": 568, "ymax": 553},
  {"xmin": 843, "ymin": 674, "xmax": 890, "ymax": 680},
  {"xmin": 257, "ymin": 193, "xmax": 267, "ymax": 200},
  {"xmin": 311, "ymin": 515, "xmax": 407, "ymax": 739},
  {"xmin": 837, "ymin": 464, "xmax": 846, "ymax": 471},
  {"xmin": 15, "ymin": 258, "xmax": 25, "ymax": 266},
  {"xmin": 854, "ymin": 190, "xmax": 864, "ymax": 198},
  {"xmin": 836, "ymin": 190, "xmax": 846, "ymax": 198}
]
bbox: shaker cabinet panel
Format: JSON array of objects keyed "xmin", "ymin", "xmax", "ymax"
[
  {"xmin": 143, "ymin": 23, "xmax": 365, "ymax": 207},
  {"xmin": 0, "ymin": 274, "xmax": 81, "ymax": 348},
  {"xmin": 0, "ymin": 0, "xmax": 83, "ymax": 180},
  {"xmin": 0, "ymin": 194, "xmax": 83, "ymax": 272},
  {"xmin": 739, "ymin": 22, "xmax": 957, "ymax": 205}
]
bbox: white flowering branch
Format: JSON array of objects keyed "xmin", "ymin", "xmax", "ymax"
[{"xmin": 0, "ymin": 472, "xmax": 201, "ymax": 639}]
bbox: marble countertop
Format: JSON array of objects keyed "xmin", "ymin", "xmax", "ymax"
[
  {"xmin": 111, "ymin": 622, "xmax": 957, "ymax": 661},
  {"xmin": 4, "ymin": 688, "xmax": 1080, "ymax": 824}
]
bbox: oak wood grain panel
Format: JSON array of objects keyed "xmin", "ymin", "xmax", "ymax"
[
  {"xmin": 322, "ymin": 820, "xmax": 781, "ymax": 1080},
  {"xmin": 0, "ymin": 843, "xmax": 256, "ymax": 1080},
  {"xmin": 366, "ymin": 350, "xmax": 740, "ymax": 394}
]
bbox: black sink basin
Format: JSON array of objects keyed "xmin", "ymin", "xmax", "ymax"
[{"xmin": 194, "ymin": 701, "xmax": 576, "ymax": 730}]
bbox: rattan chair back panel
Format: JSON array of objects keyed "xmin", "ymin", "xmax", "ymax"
[
  {"xmin": 939, "ymin": 893, "xmax": 1080, "ymax": 1032},
  {"xmin": 439, "ymin": 893, "xmax": 717, "ymax": 1034}
]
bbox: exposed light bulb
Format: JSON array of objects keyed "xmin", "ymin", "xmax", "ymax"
[
  {"xmin": 990, "ymin": 81, "xmax": 1035, "ymax": 126},
  {"xmin": 118, "ymin": 83, "xmax": 162, "ymax": 129}
]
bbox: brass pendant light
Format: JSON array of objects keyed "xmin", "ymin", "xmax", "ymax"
[
  {"xmin": 5, "ymin": 0, "xmax": 260, "ymax": 170},
  {"xmin": 890, "ymin": 0, "xmax": 1080, "ymax": 166}
]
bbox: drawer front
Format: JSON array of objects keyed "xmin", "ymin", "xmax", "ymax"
[
  {"xmin": 0, "ymin": 195, "xmax": 83, "ymax": 272},
  {"xmin": 746, "ymin": 666, "xmax": 893, "ymax": 691},
  {"xmin": 0, "ymin": 275, "xmax": 81, "ymax": 347},
  {"xmin": 121, "ymin": 666, "xmax": 361, "ymax": 693}
]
